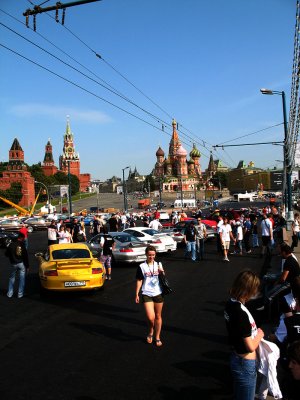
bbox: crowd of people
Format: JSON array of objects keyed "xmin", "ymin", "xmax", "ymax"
[
  {"xmin": 222, "ymin": 205, "xmax": 300, "ymax": 400},
  {"xmin": 4, "ymin": 202, "xmax": 300, "ymax": 398}
]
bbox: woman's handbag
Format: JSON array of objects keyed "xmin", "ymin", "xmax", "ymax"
[{"xmin": 158, "ymin": 271, "xmax": 173, "ymax": 295}]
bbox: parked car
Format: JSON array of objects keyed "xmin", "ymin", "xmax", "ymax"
[
  {"xmin": 35, "ymin": 243, "xmax": 105, "ymax": 292},
  {"xmin": 0, "ymin": 231, "xmax": 18, "ymax": 247},
  {"xmin": 123, "ymin": 227, "xmax": 177, "ymax": 253},
  {"xmin": 87, "ymin": 232, "xmax": 147, "ymax": 264},
  {"xmin": 23, "ymin": 217, "xmax": 50, "ymax": 231},
  {"xmin": 0, "ymin": 218, "xmax": 33, "ymax": 233}
]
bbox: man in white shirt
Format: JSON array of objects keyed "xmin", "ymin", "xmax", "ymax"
[
  {"xmin": 196, "ymin": 217, "xmax": 207, "ymax": 260},
  {"xmin": 149, "ymin": 218, "xmax": 162, "ymax": 231},
  {"xmin": 260, "ymin": 214, "xmax": 273, "ymax": 257},
  {"xmin": 219, "ymin": 217, "xmax": 235, "ymax": 262}
]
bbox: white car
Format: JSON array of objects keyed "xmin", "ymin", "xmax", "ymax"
[{"xmin": 123, "ymin": 227, "xmax": 177, "ymax": 253}]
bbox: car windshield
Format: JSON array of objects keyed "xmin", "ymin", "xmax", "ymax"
[
  {"xmin": 113, "ymin": 234, "xmax": 139, "ymax": 243},
  {"xmin": 52, "ymin": 249, "xmax": 91, "ymax": 260}
]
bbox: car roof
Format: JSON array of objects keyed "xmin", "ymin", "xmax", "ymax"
[{"xmin": 49, "ymin": 243, "xmax": 91, "ymax": 251}]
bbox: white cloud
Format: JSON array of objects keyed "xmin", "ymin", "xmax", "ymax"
[{"xmin": 8, "ymin": 103, "xmax": 112, "ymax": 124}]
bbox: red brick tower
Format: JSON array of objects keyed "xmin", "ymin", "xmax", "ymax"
[
  {"xmin": 42, "ymin": 139, "xmax": 58, "ymax": 176},
  {"xmin": 59, "ymin": 118, "xmax": 80, "ymax": 178},
  {"xmin": 59, "ymin": 118, "xmax": 90, "ymax": 191},
  {"xmin": 0, "ymin": 138, "xmax": 35, "ymax": 207}
]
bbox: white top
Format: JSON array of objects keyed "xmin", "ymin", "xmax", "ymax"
[
  {"xmin": 196, "ymin": 223, "xmax": 206, "ymax": 239},
  {"xmin": 219, "ymin": 224, "xmax": 232, "ymax": 242},
  {"xmin": 293, "ymin": 219, "xmax": 300, "ymax": 233},
  {"xmin": 58, "ymin": 231, "xmax": 69, "ymax": 243},
  {"xmin": 261, "ymin": 219, "xmax": 272, "ymax": 236},
  {"xmin": 217, "ymin": 219, "xmax": 224, "ymax": 234},
  {"xmin": 48, "ymin": 227, "xmax": 57, "ymax": 241},
  {"xmin": 138, "ymin": 261, "xmax": 163, "ymax": 297},
  {"xmin": 149, "ymin": 219, "xmax": 162, "ymax": 230},
  {"xmin": 236, "ymin": 225, "xmax": 243, "ymax": 241}
]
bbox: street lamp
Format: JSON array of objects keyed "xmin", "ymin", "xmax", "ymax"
[
  {"xmin": 260, "ymin": 88, "xmax": 293, "ymax": 227},
  {"xmin": 122, "ymin": 166, "xmax": 130, "ymax": 212},
  {"xmin": 35, "ymin": 181, "xmax": 50, "ymax": 212}
]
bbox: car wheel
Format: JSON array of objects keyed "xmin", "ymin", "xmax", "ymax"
[{"xmin": 27, "ymin": 226, "xmax": 34, "ymax": 233}]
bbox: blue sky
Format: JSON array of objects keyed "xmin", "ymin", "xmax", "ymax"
[{"xmin": 0, "ymin": 0, "xmax": 296, "ymax": 180}]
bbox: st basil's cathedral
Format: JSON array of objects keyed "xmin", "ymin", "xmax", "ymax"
[{"xmin": 153, "ymin": 119, "xmax": 202, "ymax": 192}]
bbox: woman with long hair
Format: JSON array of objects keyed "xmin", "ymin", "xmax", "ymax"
[
  {"xmin": 135, "ymin": 245, "xmax": 165, "ymax": 347},
  {"xmin": 224, "ymin": 270, "xmax": 264, "ymax": 400}
]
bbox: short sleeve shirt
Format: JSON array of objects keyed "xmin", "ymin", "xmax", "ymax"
[
  {"xmin": 283, "ymin": 256, "xmax": 300, "ymax": 284},
  {"xmin": 136, "ymin": 261, "xmax": 162, "ymax": 297},
  {"xmin": 224, "ymin": 299, "xmax": 258, "ymax": 354}
]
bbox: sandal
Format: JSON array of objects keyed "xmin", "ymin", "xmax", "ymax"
[
  {"xmin": 155, "ymin": 339, "xmax": 163, "ymax": 347},
  {"xmin": 146, "ymin": 335, "xmax": 153, "ymax": 344}
]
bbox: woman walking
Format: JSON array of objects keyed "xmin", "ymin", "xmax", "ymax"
[
  {"xmin": 135, "ymin": 245, "xmax": 165, "ymax": 347},
  {"xmin": 224, "ymin": 270, "xmax": 264, "ymax": 400}
]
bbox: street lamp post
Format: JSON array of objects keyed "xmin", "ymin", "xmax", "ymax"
[
  {"xmin": 260, "ymin": 88, "xmax": 293, "ymax": 227},
  {"xmin": 35, "ymin": 180, "xmax": 50, "ymax": 212},
  {"xmin": 122, "ymin": 166, "xmax": 130, "ymax": 212}
]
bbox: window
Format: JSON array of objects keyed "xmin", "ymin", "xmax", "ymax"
[{"xmin": 52, "ymin": 249, "xmax": 91, "ymax": 260}]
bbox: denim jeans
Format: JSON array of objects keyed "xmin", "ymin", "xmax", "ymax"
[
  {"xmin": 196, "ymin": 238, "xmax": 205, "ymax": 260},
  {"xmin": 7, "ymin": 262, "xmax": 26, "ymax": 298},
  {"xmin": 252, "ymin": 234, "xmax": 259, "ymax": 247},
  {"xmin": 230, "ymin": 353, "xmax": 257, "ymax": 400},
  {"xmin": 184, "ymin": 241, "xmax": 196, "ymax": 261}
]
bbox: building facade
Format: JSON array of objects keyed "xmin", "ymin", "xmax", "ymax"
[{"xmin": 153, "ymin": 119, "xmax": 202, "ymax": 192}]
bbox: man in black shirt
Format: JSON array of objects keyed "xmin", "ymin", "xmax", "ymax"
[
  {"xmin": 5, "ymin": 232, "xmax": 29, "ymax": 298},
  {"xmin": 183, "ymin": 222, "xmax": 197, "ymax": 261}
]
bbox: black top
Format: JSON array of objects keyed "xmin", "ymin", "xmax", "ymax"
[
  {"xmin": 5, "ymin": 240, "xmax": 29, "ymax": 268},
  {"xmin": 102, "ymin": 235, "xmax": 115, "ymax": 256},
  {"xmin": 284, "ymin": 312, "xmax": 300, "ymax": 344},
  {"xmin": 283, "ymin": 256, "xmax": 300, "ymax": 284},
  {"xmin": 224, "ymin": 299, "xmax": 257, "ymax": 354},
  {"xmin": 184, "ymin": 225, "xmax": 197, "ymax": 242}
]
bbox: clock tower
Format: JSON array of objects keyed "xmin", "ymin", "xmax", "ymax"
[{"xmin": 59, "ymin": 117, "xmax": 80, "ymax": 178}]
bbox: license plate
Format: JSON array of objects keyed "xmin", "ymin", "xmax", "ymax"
[
  {"xmin": 166, "ymin": 244, "xmax": 173, "ymax": 248},
  {"xmin": 64, "ymin": 281, "xmax": 86, "ymax": 287}
]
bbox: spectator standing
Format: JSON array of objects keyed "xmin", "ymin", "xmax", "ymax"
[
  {"xmin": 291, "ymin": 213, "xmax": 300, "ymax": 252},
  {"xmin": 216, "ymin": 215, "xmax": 224, "ymax": 254},
  {"xmin": 224, "ymin": 270, "xmax": 264, "ymax": 400},
  {"xmin": 47, "ymin": 220, "xmax": 58, "ymax": 246},
  {"xmin": 5, "ymin": 232, "xmax": 30, "ymax": 299},
  {"xmin": 232, "ymin": 221, "xmax": 243, "ymax": 255},
  {"xmin": 120, "ymin": 213, "xmax": 127, "ymax": 230},
  {"xmin": 219, "ymin": 217, "xmax": 235, "ymax": 262},
  {"xmin": 252, "ymin": 216, "xmax": 259, "ymax": 248},
  {"xmin": 243, "ymin": 216, "xmax": 252, "ymax": 253},
  {"xmin": 184, "ymin": 221, "xmax": 197, "ymax": 261},
  {"xmin": 149, "ymin": 218, "xmax": 162, "ymax": 231},
  {"xmin": 58, "ymin": 225, "xmax": 69, "ymax": 244},
  {"xmin": 260, "ymin": 214, "xmax": 273, "ymax": 257},
  {"xmin": 19, "ymin": 223, "xmax": 29, "ymax": 249},
  {"xmin": 100, "ymin": 227, "xmax": 115, "ymax": 280},
  {"xmin": 71, "ymin": 218, "xmax": 80, "ymax": 243},
  {"xmin": 108, "ymin": 214, "xmax": 119, "ymax": 232},
  {"xmin": 195, "ymin": 217, "xmax": 207, "ymax": 260}
]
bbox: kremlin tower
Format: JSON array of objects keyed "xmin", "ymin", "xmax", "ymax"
[{"xmin": 0, "ymin": 138, "xmax": 35, "ymax": 207}]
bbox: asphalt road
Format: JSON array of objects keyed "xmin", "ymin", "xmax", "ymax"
[{"xmin": 0, "ymin": 227, "xmax": 273, "ymax": 400}]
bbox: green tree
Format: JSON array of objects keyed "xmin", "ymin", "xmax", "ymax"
[{"xmin": 0, "ymin": 182, "xmax": 23, "ymax": 209}]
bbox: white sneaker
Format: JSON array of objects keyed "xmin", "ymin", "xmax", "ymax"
[{"xmin": 224, "ymin": 257, "xmax": 230, "ymax": 262}]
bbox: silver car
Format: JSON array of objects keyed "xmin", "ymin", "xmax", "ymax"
[{"xmin": 87, "ymin": 232, "xmax": 147, "ymax": 264}]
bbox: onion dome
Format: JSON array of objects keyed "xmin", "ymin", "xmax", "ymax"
[
  {"xmin": 176, "ymin": 145, "xmax": 187, "ymax": 157},
  {"xmin": 156, "ymin": 146, "xmax": 165, "ymax": 157},
  {"xmin": 190, "ymin": 143, "xmax": 201, "ymax": 158}
]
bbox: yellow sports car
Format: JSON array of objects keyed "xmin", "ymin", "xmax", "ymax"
[{"xmin": 35, "ymin": 243, "xmax": 105, "ymax": 292}]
